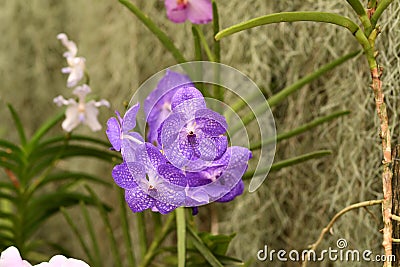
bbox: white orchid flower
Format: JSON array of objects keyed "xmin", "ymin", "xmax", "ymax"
[
  {"xmin": 57, "ymin": 33, "xmax": 86, "ymax": 88},
  {"xmin": 54, "ymin": 84, "xmax": 110, "ymax": 132}
]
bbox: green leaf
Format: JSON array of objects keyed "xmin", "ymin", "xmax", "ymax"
[
  {"xmin": 243, "ymin": 150, "xmax": 332, "ymax": 179},
  {"xmin": 60, "ymin": 207, "xmax": 96, "ymax": 265},
  {"xmin": 370, "ymin": 0, "xmax": 393, "ymax": 28},
  {"xmin": 267, "ymin": 50, "xmax": 361, "ymax": 107},
  {"xmin": 39, "ymin": 134, "xmax": 112, "ymax": 149},
  {"xmin": 0, "ymin": 139, "xmax": 22, "ymax": 152},
  {"xmin": 24, "ymin": 191, "xmax": 111, "ymax": 239},
  {"xmin": 35, "ymin": 171, "xmax": 112, "ymax": 190},
  {"xmin": 250, "ymin": 110, "xmax": 350, "ymax": 150},
  {"xmin": 118, "ymin": 0, "xmax": 186, "ymax": 64},
  {"xmin": 85, "ymin": 185, "xmax": 123, "ymax": 267},
  {"xmin": 28, "ymin": 111, "xmax": 65, "ymax": 149},
  {"xmin": 7, "ymin": 104, "xmax": 27, "ymax": 146},
  {"xmin": 187, "ymin": 225, "xmax": 224, "ymax": 267},
  {"xmin": 198, "ymin": 232, "xmax": 236, "ymax": 256},
  {"xmin": 118, "ymin": 187, "xmax": 136, "ymax": 266},
  {"xmin": 215, "ymin": 11, "xmax": 360, "ymax": 40}
]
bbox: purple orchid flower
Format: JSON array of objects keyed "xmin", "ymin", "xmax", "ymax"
[
  {"xmin": 144, "ymin": 70, "xmax": 193, "ymax": 145},
  {"xmin": 106, "ymin": 103, "xmax": 144, "ymax": 160},
  {"xmin": 164, "ymin": 0, "xmax": 213, "ymax": 24},
  {"xmin": 184, "ymin": 146, "xmax": 252, "ymax": 206},
  {"xmin": 113, "ymin": 143, "xmax": 186, "ymax": 214},
  {"xmin": 158, "ymin": 86, "xmax": 228, "ymax": 169}
]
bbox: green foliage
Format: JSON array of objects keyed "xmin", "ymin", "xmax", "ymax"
[{"xmin": 0, "ymin": 105, "xmax": 114, "ymax": 257}]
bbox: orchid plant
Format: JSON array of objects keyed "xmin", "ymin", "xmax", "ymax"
[{"xmin": 0, "ymin": 0, "xmax": 396, "ymax": 266}]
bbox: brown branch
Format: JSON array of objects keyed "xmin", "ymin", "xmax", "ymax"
[{"xmin": 301, "ymin": 199, "xmax": 383, "ymax": 267}]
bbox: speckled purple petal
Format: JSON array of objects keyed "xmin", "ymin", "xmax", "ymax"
[
  {"xmin": 195, "ymin": 109, "xmax": 228, "ymax": 136},
  {"xmin": 157, "ymin": 113, "xmax": 185, "ymax": 148},
  {"xmin": 122, "ymin": 103, "xmax": 140, "ymax": 133},
  {"xmin": 125, "ymin": 187, "xmax": 155, "ymax": 213},
  {"xmin": 197, "ymin": 136, "xmax": 227, "ymax": 161},
  {"xmin": 106, "ymin": 117, "xmax": 121, "ymax": 151},
  {"xmin": 154, "ymin": 200, "xmax": 180, "ymax": 214},
  {"xmin": 216, "ymin": 180, "xmax": 244, "ymax": 202},
  {"xmin": 157, "ymin": 164, "xmax": 186, "ymax": 187},
  {"xmin": 121, "ymin": 132, "xmax": 145, "ymax": 162},
  {"xmin": 112, "ymin": 162, "xmax": 141, "ymax": 189}
]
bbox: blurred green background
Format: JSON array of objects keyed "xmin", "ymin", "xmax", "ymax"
[{"xmin": 1, "ymin": 1, "xmax": 399, "ymax": 266}]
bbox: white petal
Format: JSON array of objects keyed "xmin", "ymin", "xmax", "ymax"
[
  {"xmin": 0, "ymin": 246, "xmax": 32, "ymax": 267},
  {"xmin": 62, "ymin": 104, "xmax": 81, "ymax": 132},
  {"xmin": 84, "ymin": 101, "xmax": 101, "ymax": 131},
  {"xmin": 73, "ymin": 84, "xmax": 91, "ymax": 99},
  {"xmin": 57, "ymin": 33, "xmax": 78, "ymax": 58},
  {"xmin": 53, "ymin": 95, "xmax": 69, "ymax": 106},
  {"xmin": 94, "ymin": 99, "xmax": 110, "ymax": 108}
]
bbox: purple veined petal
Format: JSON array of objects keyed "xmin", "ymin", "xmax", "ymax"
[
  {"xmin": 121, "ymin": 132, "xmax": 145, "ymax": 162},
  {"xmin": 125, "ymin": 187, "xmax": 155, "ymax": 213},
  {"xmin": 112, "ymin": 162, "xmax": 142, "ymax": 189},
  {"xmin": 215, "ymin": 146, "xmax": 252, "ymax": 169},
  {"xmin": 186, "ymin": 171, "xmax": 212, "ymax": 187},
  {"xmin": 185, "ymin": 188, "xmax": 210, "ymax": 206},
  {"xmin": 122, "ymin": 103, "xmax": 140, "ymax": 133},
  {"xmin": 186, "ymin": 0, "xmax": 213, "ymax": 24},
  {"xmin": 144, "ymin": 70, "xmax": 193, "ymax": 117},
  {"xmin": 158, "ymin": 113, "xmax": 186, "ymax": 148},
  {"xmin": 196, "ymin": 136, "xmax": 228, "ymax": 162},
  {"xmin": 171, "ymin": 86, "xmax": 206, "ymax": 114},
  {"xmin": 157, "ymin": 164, "xmax": 186, "ymax": 187},
  {"xmin": 216, "ymin": 180, "xmax": 244, "ymax": 202},
  {"xmin": 163, "ymin": 142, "xmax": 191, "ymax": 169},
  {"xmin": 165, "ymin": 0, "xmax": 188, "ymax": 23},
  {"xmin": 106, "ymin": 117, "xmax": 121, "ymax": 151},
  {"xmin": 195, "ymin": 108, "xmax": 228, "ymax": 136},
  {"xmin": 152, "ymin": 185, "xmax": 185, "ymax": 213},
  {"xmin": 135, "ymin": 143, "xmax": 167, "ymax": 170}
]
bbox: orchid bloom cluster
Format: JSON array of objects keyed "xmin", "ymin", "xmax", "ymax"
[
  {"xmin": 0, "ymin": 246, "xmax": 90, "ymax": 267},
  {"xmin": 107, "ymin": 70, "xmax": 251, "ymax": 214},
  {"xmin": 53, "ymin": 33, "xmax": 109, "ymax": 132}
]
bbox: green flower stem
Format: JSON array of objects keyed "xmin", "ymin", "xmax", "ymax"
[
  {"xmin": 79, "ymin": 201, "xmax": 102, "ymax": 267},
  {"xmin": 192, "ymin": 26, "xmax": 202, "ymax": 61},
  {"xmin": 345, "ymin": 0, "xmax": 372, "ymax": 34},
  {"xmin": 136, "ymin": 212, "xmax": 148, "ymax": 260},
  {"xmin": 176, "ymin": 207, "xmax": 186, "ymax": 267},
  {"xmin": 215, "ymin": 12, "xmax": 361, "ymax": 40},
  {"xmin": 118, "ymin": 187, "xmax": 136, "ymax": 267},
  {"xmin": 187, "ymin": 224, "xmax": 224, "ymax": 267},
  {"xmin": 370, "ymin": 0, "xmax": 394, "ymax": 28},
  {"xmin": 250, "ymin": 110, "xmax": 350, "ymax": 150},
  {"xmin": 139, "ymin": 213, "xmax": 175, "ymax": 267},
  {"xmin": 193, "ymin": 26, "xmax": 215, "ymax": 62},
  {"xmin": 268, "ymin": 50, "xmax": 361, "ymax": 107},
  {"xmin": 243, "ymin": 150, "xmax": 332, "ymax": 179},
  {"xmin": 118, "ymin": 0, "xmax": 186, "ymax": 64},
  {"xmin": 212, "ymin": 0, "xmax": 220, "ymax": 63}
]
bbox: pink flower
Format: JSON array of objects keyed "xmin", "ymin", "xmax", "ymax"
[
  {"xmin": 165, "ymin": 0, "xmax": 212, "ymax": 24},
  {"xmin": 0, "ymin": 247, "xmax": 90, "ymax": 267}
]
